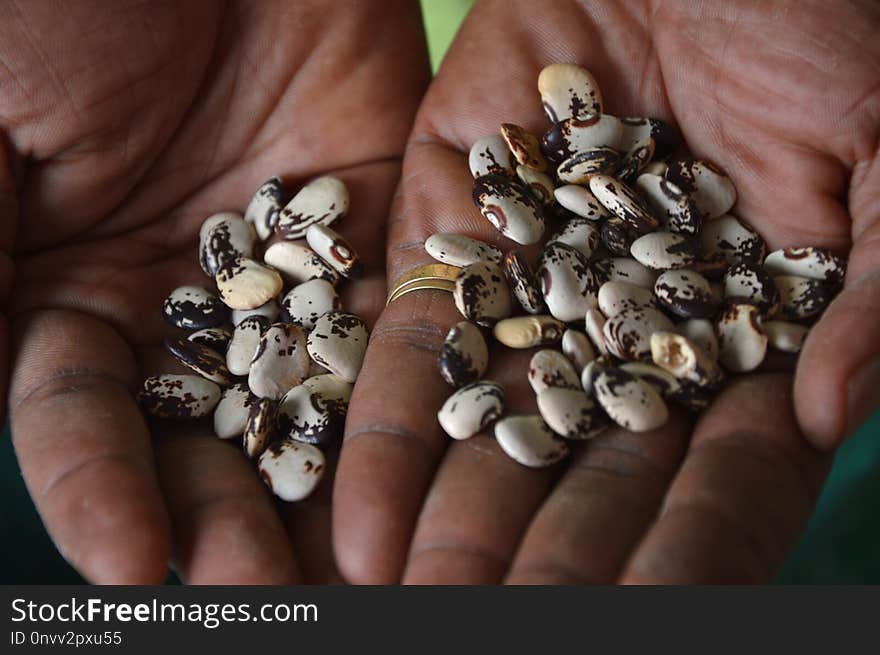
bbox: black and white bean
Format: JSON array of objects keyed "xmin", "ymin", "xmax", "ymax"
[
  {"xmin": 438, "ymin": 321, "xmax": 489, "ymax": 388},
  {"xmin": 472, "ymin": 174, "xmax": 546, "ymax": 245},
  {"xmin": 453, "ymin": 261, "xmax": 512, "ymax": 326},
  {"xmin": 493, "ymin": 315, "xmax": 565, "ymax": 349},
  {"xmin": 248, "ymin": 323, "xmax": 310, "ymax": 400},
  {"xmin": 425, "ymin": 233, "xmax": 503, "ymax": 267},
  {"xmin": 306, "ymin": 311, "xmax": 369, "ymax": 384},
  {"xmin": 538, "ymin": 242, "xmax": 602, "ymax": 322},
  {"xmin": 438, "ymin": 381, "xmax": 505, "ymax": 441},
  {"xmin": 276, "ymin": 176, "xmax": 348, "ymax": 240},
  {"xmin": 494, "ymin": 415, "xmax": 569, "ymax": 468},
  {"xmin": 163, "ymin": 286, "xmax": 230, "ymax": 330},
  {"xmin": 138, "ymin": 374, "xmax": 221, "ymax": 420}
]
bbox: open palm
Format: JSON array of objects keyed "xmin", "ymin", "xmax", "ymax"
[
  {"xmin": 1, "ymin": 0, "xmax": 428, "ymax": 583},
  {"xmin": 336, "ymin": 0, "xmax": 880, "ymax": 583}
]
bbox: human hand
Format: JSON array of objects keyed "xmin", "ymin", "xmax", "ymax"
[
  {"xmin": 335, "ymin": 0, "xmax": 880, "ymax": 583},
  {"xmin": 1, "ymin": 0, "xmax": 428, "ymax": 583}
]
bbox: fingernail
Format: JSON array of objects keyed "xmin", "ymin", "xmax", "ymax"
[{"xmin": 846, "ymin": 357, "xmax": 880, "ymax": 436}]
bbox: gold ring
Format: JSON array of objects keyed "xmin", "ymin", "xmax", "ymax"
[{"xmin": 386, "ymin": 263, "xmax": 461, "ymax": 306}]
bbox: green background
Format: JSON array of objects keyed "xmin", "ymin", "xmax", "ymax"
[{"xmin": 1, "ymin": 0, "xmax": 877, "ymax": 584}]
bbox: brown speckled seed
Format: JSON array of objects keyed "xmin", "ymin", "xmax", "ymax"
[
  {"xmin": 494, "ymin": 415, "xmax": 569, "ymax": 468},
  {"xmin": 276, "ymin": 176, "xmax": 348, "ymax": 240},
  {"xmin": 425, "ymin": 233, "xmax": 503, "ymax": 267},
  {"xmin": 589, "ymin": 174, "xmax": 659, "ymax": 234},
  {"xmin": 263, "ymin": 241, "xmax": 339, "ymax": 286},
  {"xmin": 557, "ymin": 146, "xmax": 621, "ymax": 184},
  {"xmin": 561, "ymin": 329, "xmax": 596, "ymax": 371},
  {"xmin": 305, "ymin": 224, "xmax": 362, "ymax": 279},
  {"xmin": 538, "ymin": 242, "xmax": 602, "ymax": 322},
  {"xmin": 249, "ymin": 323, "xmax": 310, "ymax": 399},
  {"xmin": 277, "ymin": 384, "xmax": 347, "ymax": 450},
  {"xmin": 546, "ymin": 217, "xmax": 602, "ymax": 259},
  {"xmin": 774, "ymin": 275, "xmax": 831, "ymax": 320},
  {"xmin": 542, "ymin": 115, "xmax": 623, "ymax": 161},
  {"xmin": 468, "ymin": 134, "xmax": 516, "ymax": 178},
  {"xmin": 215, "ymin": 257, "xmax": 283, "ymax": 311},
  {"xmin": 438, "ymin": 321, "xmax": 489, "ymax": 388},
  {"xmin": 537, "ymin": 63, "xmax": 603, "ymax": 122},
  {"xmin": 630, "ymin": 232, "xmax": 699, "ymax": 270},
  {"xmin": 650, "ymin": 331, "xmax": 723, "ymax": 387},
  {"xmin": 764, "ymin": 247, "xmax": 846, "ymax": 284},
  {"xmin": 722, "ymin": 262, "xmax": 780, "ymax": 314},
  {"xmin": 616, "ymin": 136, "xmax": 655, "ymax": 183},
  {"xmin": 281, "ymin": 279, "xmax": 341, "ymax": 330},
  {"xmin": 653, "ymin": 269, "xmax": 718, "ymax": 319},
  {"xmin": 665, "ymin": 158, "xmax": 736, "ymax": 219},
  {"xmin": 188, "ymin": 326, "xmax": 232, "ymax": 352},
  {"xmin": 593, "ymin": 367, "xmax": 668, "ymax": 432},
  {"xmin": 438, "ymin": 381, "xmax": 506, "ymax": 441},
  {"xmin": 503, "ymin": 250, "xmax": 545, "ymax": 314},
  {"xmin": 306, "ymin": 311, "xmax": 369, "ymax": 383},
  {"xmin": 138, "ymin": 374, "xmax": 221, "ymax": 419},
  {"xmin": 553, "ymin": 185, "xmax": 611, "ymax": 222},
  {"xmin": 165, "ymin": 337, "xmax": 233, "ymax": 386},
  {"xmin": 501, "ymin": 123, "xmax": 548, "ymax": 172},
  {"xmin": 163, "ymin": 286, "xmax": 230, "ymax": 330},
  {"xmin": 716, "ymin": 303, "xmax": 769, "ymax": 372},
  {"xmin": 258, "ymin": 440, "xmax": 325, "ymax": 502},
  {"xmin": 635, "ymin": 173, "xmax": 701, "ymax": 235},
  {"xmin": 618, "ymin": 117, "xmax": 679, "ymax": 160},
  {"xmin": 516, "ymin": 165, "xmax": 556, "ymax": 205},
  {"xmin": 453, "ymin": 261, "xmax": 512, "ymax": 326},
  {"xmin": 700, "ymin": 215, "xmax": 766, "ymax": 265},
  {"xmin": 493, "ymin": 315, "xmax": 565, "ymax": 349},
  {"xmin": 537, "ymin": 386, "xmax": 608, "ymax": 440},
  {"xmin": 597, "ymin": 280, "xmax": 657, "ymax": 317},
  {"xmin": 244, "ymin": 176, "xmax": 284, "ymax": 241},
  {"xmin": 244, "ymin": 397, "xmax": 278, "ymax": 459},
  {"xmin": 200, "ymin": 213, "xmax": 256, "ymax": 277},
  {"xmin": 213, "ymin": 383, "xmax": 254, "ymax": 440},
  {"xmin": 528, "ymin": 349, "xmax": 581, "ymax": 394},
  {"xmin": 227, "ymin": 315, "xmax": 270, "ymax": 377},
  {"xmin": 472, "ymin": 174, "xmax": 546, "ymax": 245},
  {"xmin": 602, "ymin": 306, "xmax": 674, "ymax": 361}
]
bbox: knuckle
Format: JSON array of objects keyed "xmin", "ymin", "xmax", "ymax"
[
  {"xmin": 11, "ymin": 368, "xmax": 130, "ymax": 414},
  {"xmin": 369, "ymin": 321, "xmax": 446, "ymax": 354}
]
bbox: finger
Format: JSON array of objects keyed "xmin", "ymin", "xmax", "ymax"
[
  {"xmin": 334, "ymin": 292, "xmax": 458, "ymax": 583},
  {"xmin": 401, "ymin": 346, "xmax": 557, "ymax": 585},
  {"xmin": 620, "ymin": 373, "xmax": 831, "ymax": 584},
  {"xmin": 504, "ymin": 411, "xmax": 691, "ymax": 585},
  {"xmin": 401, "ymin": 434, "xmax": 555, "ymax": 585},
  {"xmin": 333, "ymin": 138, "xmax": 530, "ymax": 585},
  {"xmin": 795, "ymin": 148, "xmax": 880, "ymax": 448},
  {"xmin": 154, "ymin": 429, "xmax": 302, "ymax": 585},
  {"xmin": 8, "ymin": 309, "xmax": 171, "ymax": 584}
]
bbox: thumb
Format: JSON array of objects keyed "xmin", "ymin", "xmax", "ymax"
[{"xmin": 795, "ymin": 147, "xmax": 880, "ymax": 449}]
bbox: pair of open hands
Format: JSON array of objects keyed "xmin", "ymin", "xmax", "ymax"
[{"xmin": 1, "ymin": 0, "xmax": 878, "ymax": 584}]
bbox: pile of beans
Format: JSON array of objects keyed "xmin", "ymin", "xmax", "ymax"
[
  {"xmin": 138, "ymin": 176, "xmax": 369, "ymax": 501},
  {"xmin": 432, "ymin": 63, "xmax": 846, "ymax": 467}
]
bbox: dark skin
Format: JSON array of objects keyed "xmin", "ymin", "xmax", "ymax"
[
  {"xmin": 0, "ymin": 0, "xmax": 429, "ymax": 584},
  {"xmin": 3, "ymin": 0, "xmax": 879, "ymax": 585},
  {"xmin": 335, "ymin": 0, "xmax": 880, "ymax": 583}
]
